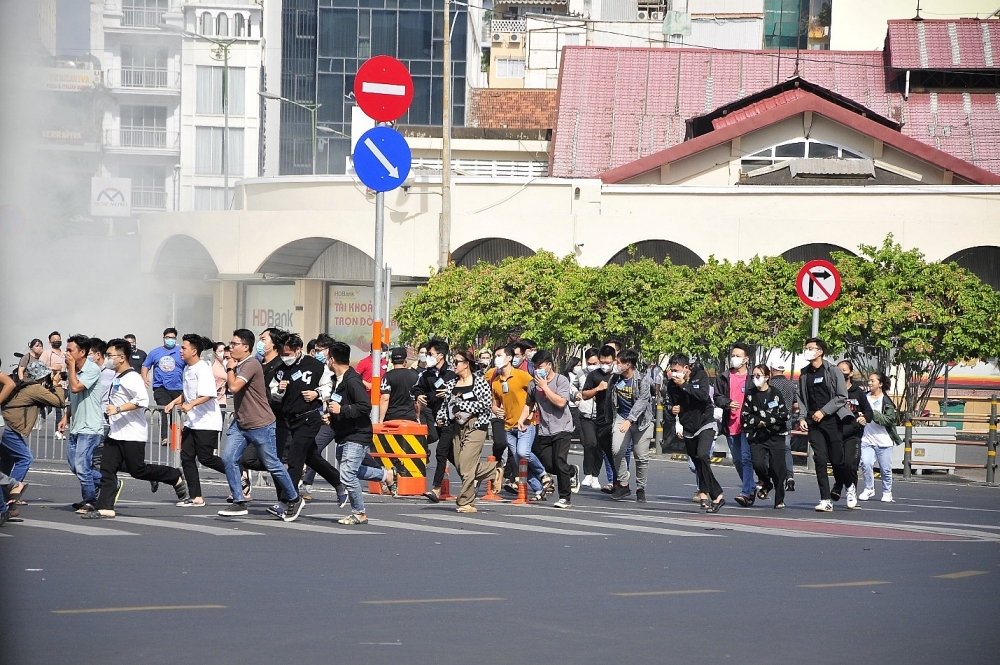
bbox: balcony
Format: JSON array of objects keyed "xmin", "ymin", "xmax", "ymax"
[
  {"xmin": 122, "ymin": 8, "xmax": 166, "ymax": 28},
  {"xmin": 106, "ymin": 68, "xmax": 180, "ymax": 91},
  {"xmin": 104, "ymin": 128, "xmax": 179, "ymax": 153},
  {"xmin": 132, "ymin": 187, "xmax": 167, "ymax": 211},
  {"xmin": 491, "ymin": 19, "xmax": 527, "ymax": 34}
]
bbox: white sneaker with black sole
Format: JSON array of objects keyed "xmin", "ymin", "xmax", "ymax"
[
  {"xmin": 282, "ymin": 495, "xmax": 305, "ymax": 522},
  {"xmin": 553, "ymin": 498, "xmax": 571, "ymax": 509},
  {"xmin": 218, "ymin": 502, "xmax": 248, "ymax": 516},
  {"xmin": 814, "ymin": 500, "xmax": 833, "ymax": 512},
  {"xmin": 570, "ymin": 465, "xmax": 581, "ymax": 494},
  {"xmin": 846, "ymin": 484, "xmax": 859, "ymax": 509}
]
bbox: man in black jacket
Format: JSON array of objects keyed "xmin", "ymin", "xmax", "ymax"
[
  {"xmin": 326, "ymin": 342, "xmax": 394, "ymax": 525},
  {"xmin": 665, "ymin": 353, "xmax": 724, "ymax": 512},
  {"xmin": 413, "ymin": 338, "xmax": 457, "ymax": 495},
  {"xmin": 271, "ymin": 334, "xmax": 345, "ymax": 516}
]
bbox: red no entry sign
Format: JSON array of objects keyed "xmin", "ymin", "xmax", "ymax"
[
  {"xmin": 796, "ymin": 259, "xmax": 841, "ymax": 308},
  {"xmin": 354, "ymin": 56, "xmax": 414, "ymax": 122}
]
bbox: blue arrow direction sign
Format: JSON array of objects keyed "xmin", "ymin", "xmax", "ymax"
[{"xmin": 352, "ymin": 126, "xmax": 411, "ymax": 192}]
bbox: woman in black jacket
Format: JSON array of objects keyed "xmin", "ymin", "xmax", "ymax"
[
  {"xmin": 741, "ymin": 365, "xmax": 789, "ymax": 509},
  {"xmin": 837, "ymin": 360, "xmax": 875, "ymax": 509}
]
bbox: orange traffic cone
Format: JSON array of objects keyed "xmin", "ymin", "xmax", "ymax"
[
  {"xmin": 511, "ymin": 458, "xmax": 530, "ymax": 505},
  {"xmin": 439, "ymin": 464, "xmax": 455, "ymax": 500},
  {"xmin": 481, "ymin": 456, "xmax": 503, "ymax": 502}
]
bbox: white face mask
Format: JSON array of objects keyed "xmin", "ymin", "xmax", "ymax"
[
  {"xmin": 494, "ymin": 357, "xmax": 507, "ymax": 369},
  {"xmin": 281, "ymin": 355, "xmax": 297, "ymax": 366},
  {"xmin": 104, "ymin": 358, "xmax": 116, "ymax": 370},
  {"xmin": 216, "ymin": 351, "xmax": 225, "ymax": 361},
  {"xmin": 418, "ymin": 353, "xmax": 428, "ymax": 365},
  {"xmin": 730, "ymin": 356, "xmax": 745, "ymax": 369},
  {"xmin": 753, "ymin": 376, "xmax": 765, "ymax": 389},
  {"xmin": 611, "ymin": 363, "xmax": 622, "ymax": 374},
  {"xmin": 670, "ymin": 370, "xmax": 685, "ymax": 380},
  {"xmin": 600, "ymin": 363, "xmax": 612, "ymax": 373},
  {"xmin": 803, "ymin": 348, "xmax": 820, "ymax": 361}
]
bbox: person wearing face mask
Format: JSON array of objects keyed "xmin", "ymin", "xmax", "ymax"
[
  {"xmin": 39, "ymin": 331, "xmax": 67, "ymax": 436},
  {"xmin": 484, "ymin": 346, "xmax": 517, "ymax": 492},
  {"xmin": 212, "ymin": 342, "xmax": 228, "ymax": 406},
  {"xmin": 356, "ymin": 343, "xmax": 389, "ymax": 392},
  {"xmin": 490, "ymin": 344, "xmax": 551, "ymax": 500},
  {"xmin": 57, "ymin": 335, "xmax": 104, "ymax": 513},
  {"xmin": 141, "ymin": 327, "xmax": 184, "ymax": 447},
  {"xmin": 16, "ymin": 338, "xmax": 44, "ymax": 381},
  {"xmin": 604, "ymin": 349, "xmax": 653, "ymax": 502},
  {"xmin": 514, "ymin": 339, "xmax": 537, "ymax": 377},
  {"xmin": 379, "ymin": 348, "xmax": 419, "ymax": 423},
  {"xmin": 859, "ymin": 372, "xmax": 901, "ymax": 502},
  {"xmin": 124, "ymin": 334, "xmax": 147, "ymax": 372},
  {"xmin": 714, "ymin": 342, "xmax": 757, "ymax": 507},
  {"xmin": 582, "ymin": 345, "xmax": 621, "ymax": 493},
  {"xmin": 164, "ymin": 334, "xmax": 226, "ymax": 508},
  {"xmin": 767, "ymin": 361, "xmax": 798, "ymax": 492},
  {"xmin": 519, "ymin": 350, "xmax": 577, "ymax": 508},
  {"xmin": 574, "ymin": 349, "xmax": 603, "ymax": 490},
  {"xmin": 665, "ymin": 353, "xmax": 724, "ymax": 512},
  {"xmin": 741, "ymin": 365, "xmax": 789, "ymax": 509},
  {"xmin": 269, "ymin": 334, "xmax": 348, "ymax": 516},
  {"xmin": 413, "ymin": 338, "xmax": 458, "ymax": 501},
  {"xmin": 836, "ymin": 360, "xmax": 874, "ymax": 510},
  {"xmin": 301, "ymin": 334, "xmax": 338, "ymax": 498},
  {"xmin": 797, "ymin": 337, "xmax": 852, "ymax": 513}
]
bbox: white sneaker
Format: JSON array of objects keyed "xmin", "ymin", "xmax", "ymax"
[
  {"xmin": 858, "ymin": 488, "xmax": 875, "ymax": 501},
  {"xmin": 588, "ymin": 477, "xmax": 603, "ymax": 489},
  {"xmin": 846, "ymin": 485, "xmax": 859, "ymax": 509},
  {"xmin": 880, "ymin": 492, "xmax": 894, "ymax": 503},
  {"xmin": 581, "ymin": 474, "xmax": 594, "ymax": 488},
  {"xmin": 303, "ymin": 484, "xmax": 313, "ymax": 494},
  {"xmin": 814, "ymin": 500, "xmax": 833, "ymax": 512}
]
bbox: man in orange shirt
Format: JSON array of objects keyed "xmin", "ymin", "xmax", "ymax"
[{"xmin": 489, "ymin": 344, "xmax": 551, "ymax": 499}]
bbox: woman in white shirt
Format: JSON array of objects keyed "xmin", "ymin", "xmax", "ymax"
[{"xmin": 859, "ymin": 372, "xmax": 902, "ymax": 503}]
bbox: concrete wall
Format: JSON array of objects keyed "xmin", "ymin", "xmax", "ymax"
[{"xmin": 830, "ymin": 0, "xmax": 999, "ymax": 51}]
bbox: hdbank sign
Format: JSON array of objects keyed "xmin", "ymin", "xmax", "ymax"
[
  {"xmin": 244, "ymin": 284, "xmax": 295, "ymax": 338},
  {"xmin": 90, "ymin": 177, "xmax": 132, "ymax": 217}
]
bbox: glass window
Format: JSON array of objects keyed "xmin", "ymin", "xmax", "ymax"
[
  {"xmin": 217, "ymin": 12, "xmax": 229, "ymax": 37},
  {"xmin": 296, "ymin": 10, "xmax": 317, "ymax": 38},
  {"xmin": 194, "ymin": 187, "xmax": 226, "ymax": 211},
  {"xmin": 371, "ymin": 10, "xmax": 397, "ymax": 56},
  {"xmin": 200, "ymin": 12, "xmax": 213, "ymax": 35},
  {"xmin": 495, "ymin": 58, "xmax": 525, "ymax": 79},
  {"xmin": 318, "ymin": 9, "xmax": 358, "ymax": 57},
  {"xmin": 234, "ymin": 14, "xmax": 245, "ymax": 37},
  {"xmin": 843, "ymin": 149, "xmax": 863, "ymax": 159},
  {"xmin": 807, "ymin": 142, "xmax": 838, "ymax": 158},
  {"xmin": 196, "ymin": 67, "xmax": 245, "ymax": 116},
  {"xmin": 775, "ymin": 141, "xmax": 805, "ymax": 158},
  {"xmin": 398, "ymin": 11, "xmax": 432, "ymax": 59},
  {"xmin": 121, "ymin": 105, "xmax": 166, "ymax": 129},
  {"xmin": 195, "ymin": 127, "xmax": 244, "ymax": 175}
]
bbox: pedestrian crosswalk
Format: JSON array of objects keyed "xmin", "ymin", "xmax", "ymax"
[{"xmin": 4, "ymin": 505, "xmax": 1000, "ymax": 542}]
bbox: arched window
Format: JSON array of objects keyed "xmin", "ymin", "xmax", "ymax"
[
  {"xmin": 741, "ymin": 139, "xmax": 866, "ymax": 171},
  {"xmin": 234, "ymin": 14, "xmax": 245, "ymax": 37},
  {"xmin": 200, "ymin": 12, "xmax": 213, "ymax": 36},
  {"xmin": 216, "ymin": 12, "xmax": 229, "ymax": 37}
]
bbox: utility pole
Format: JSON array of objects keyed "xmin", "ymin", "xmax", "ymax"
[{"xmin": 439, "ymin": 0, "xmax": 452, "ymax": 270}]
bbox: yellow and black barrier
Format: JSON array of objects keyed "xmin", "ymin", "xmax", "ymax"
[{"xmin": 367, "ymin": 420, "xmax": 429, "ymax": 496}]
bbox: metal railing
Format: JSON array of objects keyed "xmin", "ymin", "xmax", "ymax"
[
  {"xmin": 106, "ymin": 67, "xmax": 179, "ymax": 90},
  {"xmin": 122, "ymin": 8, "xmax": 166, "ymax": 28},
  {"xmin": 491, "ymin": 18, "xmax": 527, "ymax": 34},
  {"xmin": 132, "ymin": 187, "xmax": 167, "ymax": 210},
  {"xmin": 104, "ymin": 128, "xmax": 179, "ymax": 151},
  {"xmin": 903, "ymin": 394, "xmax": 998, "ymax": 485}
]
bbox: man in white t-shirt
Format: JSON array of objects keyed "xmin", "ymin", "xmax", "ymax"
[
  {"xmin": 166, "ymin": 334, "xmax": 225, "ymax": 507},
  {"xmin": 83, "ymin": 339, "xmax": 189, "ymax": 519}
]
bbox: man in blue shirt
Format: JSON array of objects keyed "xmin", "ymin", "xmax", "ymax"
[{"xmin": 142, "ymin": 327, "xmax": 184, "ymax": 446}]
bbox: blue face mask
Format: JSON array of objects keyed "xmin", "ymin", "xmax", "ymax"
[
  {"xmin": 164, "ymin": 338, "xmax": 176, "ymax": 349},
  {"xmin": 315, "ymin": 351, "xmax": 326, "ymax": 363},
  {"xmin": 535, "ymin": 368, "xmax": 548, "ymax": 379},
  {"xmin": 255, "ymin": 340, "xmax": 266, "ymax": 356}
]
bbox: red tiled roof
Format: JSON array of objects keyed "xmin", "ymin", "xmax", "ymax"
[
  {"xmin": 886, "ymin": 19, "xmax": 1000, "ymax": 70},
  {"xmin": 550, "ymin": 46, "xmax": 1000, "ymax": 179},
  {"xmin": 466, "ymin": 88, "xmax": 558, "ymax": 129},
  {"xmin": 600, "ymin": 87, "xmax": 1000, "ymax": 185}
]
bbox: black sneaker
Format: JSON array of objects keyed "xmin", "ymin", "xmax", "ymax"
[
  {"xmin": 72, "ymin": 501, "xmax": 86, "ymax": 510},
  {"xmin": 611, "ymin": 485, "xmax": 631, "ymax": 501},
  {"xmin": 218, "ymin": 502, "xmax": 248, "ymax": 517},
  {"xmin": 282, "ymin": 495, "xmax": 305, "ymax": 522},
  {"xmin": 265, "ymin": 504, "xmax": 284, "ymax": 519},
  {"xmin": 0, "ymin": 511, "xmax": 8, "ymax": 527},
  {"xmin": 636, "ymin": 488, "xmax": 646, "ymax": 503},
  {"xmin": 150, "ymin": 481, "xmax": 159, "ymax": 493},
  {"xmin": 830, "ymin": 484, "xmax": 842, "ymax": 502},
  {"xmin": 785, "ymin": 477, "xmax": 795, "ymax": 492},
  {"xmin": 173, "ymin": 477, "xmax": 189, "ymax": 502}
]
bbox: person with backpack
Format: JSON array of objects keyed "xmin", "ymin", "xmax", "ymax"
[
  {"xmin": 82, "ymin": 339, "xmax": 190, "ymax": 519},
  {"xmin": 859, "ymin": 372, "xmax": 901, "ymax": 503},
  {"xmin": 1, "ymin": 360, "xmax": 65, "ymax": 502}
]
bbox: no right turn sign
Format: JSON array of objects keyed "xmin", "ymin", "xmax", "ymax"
[{"xmin": 796, "ymin": 259, "xmax": 841, "ymax": 309}]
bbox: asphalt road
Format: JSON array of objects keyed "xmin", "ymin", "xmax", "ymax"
[{"xmin": 2, "ymin": 452, "xmax": 998, "ymax": 665}]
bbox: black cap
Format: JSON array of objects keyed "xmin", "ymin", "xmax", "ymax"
[{"xmin": 389, "ymin": 347, "xmax": 408, "ymax": 362}]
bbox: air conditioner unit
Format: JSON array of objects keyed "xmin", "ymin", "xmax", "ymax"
[
  {"xmin": 637, "ymin": 10, "xmax": 648, "ymax": 20},
  {"xmin": 492, "ymin": 32, "xmax": 503, "ymax": 42},
  {"xmin": 509, "ymin": 32, "xmax": 520, "ymax": 42},
  {"xmin": 650, "ymin": 11, "xmax": 662, "ymax": 20}
]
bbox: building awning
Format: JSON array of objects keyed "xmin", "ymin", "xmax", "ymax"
[{"xmin": 788, "ymin": 158, "xmax": 876, "ymax": 178}]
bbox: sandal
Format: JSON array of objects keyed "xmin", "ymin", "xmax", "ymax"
[
  {"xmin": 337, "ymin": 513, "xmax": 368, "ymax": 525},
  {"xmin": 699, "ymin": 498, "xmax": 711, "ymax": 509},
  {"xmin": 757, "ymin": 486, "xmax": 770, "ymax": 501},
  {"xmin": 774, "ymin": 503, "xmax": 785, "ymax": 509},
  {"xmin": 706, "ymin": 497, "xmax": 726, "ymax": 514},
  {"xmin": 423, "ymin": 489, "xmax": 441, "ymax": 503},
  {"xmin": 456, "ymin": 504, "xmax": 477, "ymax": 513},
  {"xmin": 7, "ymin": 483, "xmax": 28, "ymax": 505}
]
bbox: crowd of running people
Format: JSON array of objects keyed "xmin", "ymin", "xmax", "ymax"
[{"xmin": 0, "ymin": 327, "xmax": 900, "ymax": 527}]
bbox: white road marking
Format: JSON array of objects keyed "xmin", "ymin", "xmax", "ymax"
[
  {"xmin": 115, "ymin": 516, "xmax": 264, "ymax": 536},
  {"xmin": 573, "ymin": 509, "xmax": 836, "ymax": 538},
  {"xmin": 908, "ymin": 521, "xmax": 1000, "ymax": 530},
  {"xmin": 18, "ymin": 519, "xmax": 138, "ymax": 536},
  {"xmin": 308, "ymin": 514, "xmax": 494, "ymax": 535},
  {"xmin": 517, "ymin": 513, "xmax": 720, "ymax": 537},
  {"xmin": 403, "ymin": 513, "xmax": 607, "ymax": 536},
  {"xmin": 206, "ymin": 517, "xmax": 384, "ymax": 535}
]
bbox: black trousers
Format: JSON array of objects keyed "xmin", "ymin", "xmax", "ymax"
[
  {"xmin": 751, "ymin": 435, "xmax": 787, "ymax": 506},
  {"xmin": 596, "ymin": 422, "xmax": 617, "ymax": 485},
  {"xmin": 579, "ymin": 417, "xmax": 602, "ymax": 476},
  {"xmin": 95, "ymin": 438, "xmax": 180, "ymax": 511},
  {"xmin": 431, "ymin": 424, "xmax": 455, "ymax": 488},
  {"xmin": 535, "ymin": 431, "xmax": 573, "ymax": 501},
  {"xmin": 490, "ymin": 417, "xmax": 507, "ymax": 464},
  {"xmin": 303, "ymin": 424, "xmax": 335, "ymax": 486},
  {"xmin": 284, "ymin": 412, "xmax": 342, "ymax": 490},
  {"xmin": 809, "ymin": 416, "xmax": 851, "ymax": 501},
  {"xmin": 842, "ymin": 429, "xmax": 861, "ymax": 489},
  {"xmin": 686, "ymin": 428, "xmax": 722, "ymax": 500},
  {"xmin": 153, "ymin": 387, "xmax": 182, "ymax": 443},
  {"xmin": 180, "ymin": 428, "xmax": 226, "ymax": 499}
]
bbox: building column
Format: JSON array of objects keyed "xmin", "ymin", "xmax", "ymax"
[
  {"xmin": 295, "ymin": 279, "xmax": 325, "ymax": 342},
  {"xmin": 213, "ymin": 280, "xmax": 239, "ymax": 342}
]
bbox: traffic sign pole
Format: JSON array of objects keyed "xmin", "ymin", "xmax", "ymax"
[
  {"xmin": 811, "ymin": 307, "xmax": 819, "ymax": 338},
  {"xmin": 371, "ymin": 188, "xmax": 385, "ymax": 424}
]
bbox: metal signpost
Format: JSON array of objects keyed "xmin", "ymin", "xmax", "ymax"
[
  {"xmin": 352, "ymin": 57, "xmax": 413, "ymax": 422},
  {"xmin": 796, "ymin": 259, "xmax": 842, "ymax": 337}
]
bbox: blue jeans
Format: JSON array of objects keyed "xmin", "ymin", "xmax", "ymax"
[
  {"xmin": 336, "ymin": 441, "xmax": 386, "ymax": 515},
  {"xmin": 860, "ymin": 443, "xmax": 893, "ymax": 495},
  {"xmin": 221, "ymin": 421, "xmax": 297, "ymax": 503},
  {"xmin": 1, "ymin": 428, "xmax": 34, "ymax": 482},
  {"xmin": 67, "ymin": 432, "xmax": 103, "ymax": 502},
  {"xmin": 505, "ymin": 426, "xmax": 544, "ymax": 494},
  {"xmin": 726, "ymin": 432, "xmax": 756, "ymax": 497}
]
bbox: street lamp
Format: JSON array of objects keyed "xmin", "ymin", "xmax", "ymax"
[
  {"xmin": 259, "ymin": 92, "xmax": 339, "ymax": 175},
  {"xmin": 159, "ymin": 22, "xmax": 236, "ymax": 209}
]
